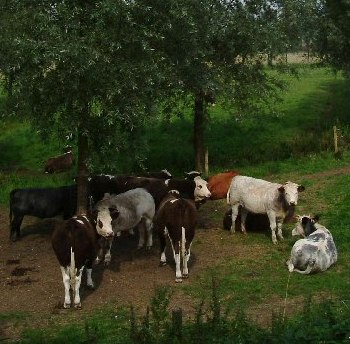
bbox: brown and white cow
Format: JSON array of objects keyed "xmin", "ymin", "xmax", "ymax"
[
  {"xmin": 44, "ymin": 146, "xmax": 74, "ymax": 173},
  {"xmin": 227, "ymin": 176, "xmax": 305, "ymax": 244},
  {"xmin": 208, "ymin": 170, "xmax": 239, "ymax": 200},
  {"xmin": 52, "ymin": 214, "xmax": 100, "ymax": 309},
  {"xmin": 287, "ymin": 215, "xmax": 337, "ymax": 274},
  {"xmin": 94, "ymin": 188, "xmax": 155, "ymax": 265},
  {"xmin": 154, "ymin": 190, "xmax": 197, "ymax": 283},
  {"xmin": 88, "ymin": 173, "xmax": 211, "ymax": 209}
]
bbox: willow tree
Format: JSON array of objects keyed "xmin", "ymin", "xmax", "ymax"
[{"xmin": 0, "ymin": 0, "xmax": 168, "ymax": 213}]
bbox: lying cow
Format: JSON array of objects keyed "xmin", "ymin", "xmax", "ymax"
[
  {"xmin": 9, "ymin": 185, "xmax": 77, "ymax": 241},
  {"xmin": 44, "ymin": 146, "xmax": 74, "ymax": 174},
  {"xmin": 88, "ymin": 172, "xmax": 211, "ymax": 209},
  {"xmin": 227, "ymin": 175, "xmax": 305, "ymax": 244},
  {"xmin": 94, "ymin": 188, "xmax": 155, "ymax": 265},
  {"xmin": 154, "ymin": 190, "xmax": 197, "ymax": 283},
  {"xmin": 287, "ymin": 215, "xmax": 337, "ymax": 274},
  {"xmin": 208, "ymin": 170, "xmax": 239, "ymax": 200},
  {"xmin": 52, "ymin": 214, "xmax": 100, "ymax": 308}
]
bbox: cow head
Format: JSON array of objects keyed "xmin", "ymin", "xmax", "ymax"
[
  {"xmin": 292, "ymin": 214, "xmax": 319, "ymax": 237},
  {"xmin": 95, "ymin": 206, "xmax": 118, "ymax": 238},
  {"xmin": 278, "ymin": 182, "xmax": 305, "ymax": 206},
  {"xmin": 193, "ymin": 176, "xmax": 211, "ymax": 202}
]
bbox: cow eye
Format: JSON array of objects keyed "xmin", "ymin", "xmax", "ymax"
[{"xmin": 98, "ymin": 220, "xmax": 103, "ymax": 228}]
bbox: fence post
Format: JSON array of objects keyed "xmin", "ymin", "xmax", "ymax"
[
  {"xmin": 205, "ymin": 147, "xmax": 209, "ymax": 178},
  {"xmin": 172, "ymin": 308, "xmax": 183, "ymax": 341},
  {"xmin": 333, "ymin": 125, "xmax": 338, "ymax": 154}
]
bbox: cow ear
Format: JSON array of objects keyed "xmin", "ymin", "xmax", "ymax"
[
  {"xmin": 109, "ymin": 207, "xmax": 119, "ymax": 220},
  {"xmin": 103, "ymin": 193, "xmax": 111, "ymax": 199},
  {"xmin": 301, "ymin": 217, "xmax": 309, "ymax": 226},
  {"xmin": 313, "ymin": 214, "xmax": 320, "ymax": 222},
  {"xmin": 278, "ymin": 186, "xmax": 285, "ymax": 193},
  {"xmin": 298, "ymin": 185, "xmax": 305, "ymax": 192}
]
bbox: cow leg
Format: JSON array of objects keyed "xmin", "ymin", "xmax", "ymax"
[
  {"xmin": 145, "ymin": 218, "xmax": 153, "ymax": 249},
  {"xmin": 137, "ymin": 221, "xmax": 146, "ymax": 249},
  {"xmin": 103, "ymin": 237, "xmax": 113, "ymax": 266},
  {"xmin": 60, "ymin": 266, "xmax": 71, "ymax": 308},
  {"xmin": 95, "ymin": 237, "xmax": 106, "ymax": 264},
  {"xmin": 174, "ymin": 241, "xmax": 182, "ymax": 283},
  {"xmin": 240, "ymin": 208, "xmax": 248, "ymax": 234},
  {"xmin": 182, "ymin": 237, "xmax": 192, "ymax": 279},
  {"xmin": 74, "ymin": 266, "xmax": 84, "ymax": 308},
  {"xmin": 10, "ymin": 214, "xmax": 24, "ymax": 242},
  {"xmin": 159, "ymin": 229, "xmax": 167, "ymax": 266},
  {"xmin": 276, "ymin": 219, "xmax": 284, "ymax": 241},
  {"xmin": 230, "ymin": 204, "xmax": 239, "ymax": 234},
  {"xmin": 267, "ymin": 211, "xmax": 278, "ymax": 244},
  {"xmin": 86, "ymin": 260, "xmax": 94, "ymax": 289}
]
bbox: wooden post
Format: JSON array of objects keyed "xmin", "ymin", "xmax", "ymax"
[
  {"xmin": 172, "ymin": 308, "xmax": 183, "ymax": 340},
  {"xmin": 333, "ymin": 125, "xmax": 338, "ymax": 154}
]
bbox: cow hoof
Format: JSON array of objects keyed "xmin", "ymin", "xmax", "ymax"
[
  {"xmin": 63, "ymin": 302, "xmax": 71, "ymax": 309},
  {"xmin": 10, "ymin": 233, "xmax": 19, "ymax": 242},
  {"xmin": 104, "ymin": 260, "xmax": 110, "ymax": 267},
  {"xmin": 175, "ymin": 278, "xmax": 183, "ymax": 283},
  {"xmin": 87, "ymin": 283, "xmax": 95, "ymax": 290},
  {"xmin": 182, "ymin": 274, "xmax": 189, "ymax": 279},
  {"xmin": 74, "ymin": 303, "xmax": 82, "ymax": 309},
  {"xmin": 159, "ymin": 261, "xmax": 167, "ymax": 267}
]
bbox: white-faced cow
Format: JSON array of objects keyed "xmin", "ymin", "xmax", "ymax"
[
  {"xmin": 9, "ymin": 185, "xmax": 77, "ymax": 241},
  {"xmin": 94, "ymin": 188, "xmax": 155, "ymax": 265},
  {"xmin": 227, "ymin": 176, "xmax": 305, "ymax": 244},
  {"xmin": 44, "ymin": 146, "xmax": 74, "ymax": 174},
  {"xmin": 154, "ymin": 190, "xmax": 197, "ymax": 283},
  {"xmin": 287, "ymin": 215, "xmax": 337, "ymax": 274},
  {"xmin": 88, "ymin": 172, "xmax": 211, "ymax": 209},
  {"xmin": 52, "ymin": 214, "xmax": 100, "ymax": 309}
]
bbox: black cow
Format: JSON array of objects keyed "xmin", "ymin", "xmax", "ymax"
[{"xmin": 9, "ymin": 185, "xmax": 77, "ymax": 241}]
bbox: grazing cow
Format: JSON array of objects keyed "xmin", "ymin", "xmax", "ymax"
[
  {"xmin": 208, "ymin": 171, "xmax": 239, "ymax": 200},
  {"xmin": 9, "ymin": 185, "xmax": 77, "ymax": 241},
  {"xmin": 44, "ymin": 146, "xmax": 74, "ymax": 173},
  {"xmin": 94, "ymin": 188, "xmax": 155, "ymax": 265},
  {"xmin": 52, "ymin": 214, "xmax": 100, "ymax": 308},
  {"xmin": 88, "ymin": 173, "xmax": 211, "ymax": 209},
  {"xmin": 227, "ymin": 176, "xmax": 305, "ymax": 244},
  {"xmin": 154, "ymin": 190, "xmax": 197, "ymax": 283},
  {"xmin": 287, "ymin": 215, "xmax": 337, "ymax": 274}
]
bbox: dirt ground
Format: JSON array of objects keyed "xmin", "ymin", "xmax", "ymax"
[{"xmin": 1, "ymin": 166, "xmax": 349, "ymax": 340}]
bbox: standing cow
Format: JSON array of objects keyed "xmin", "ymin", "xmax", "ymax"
[
  {"xmin": 287, "ymin": 215, "xmax": 337, "ymax": 274},
  {"xmin": 52, "ymin": 214, "xmax": 100, "ymax": 308},
  {"xmin": 44, "ymin": 146, "xmax": 74, "ymax": 173},
  {"xmin": 207, "ymin": 170, "xmax": 239, "ymax": 200},
  {"xmin": 9, "ymin": 185, "xmax": 77, "ymax": 241},
  {"xmin": 94, "ymin": 188, "xmax": 155, "ymax": 265},
  {"xmin": 227, "ymin": 175, "xmax": 305, "ymax": 244},
  {"xmin": 154, "ymin": 190, "xmax": 197, "ymax": 283}
]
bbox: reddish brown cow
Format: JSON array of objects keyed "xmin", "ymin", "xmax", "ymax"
[
  {"xmin": 208, "ymin": 171, "xmax": 239, "ymax": 200},
  {"xmin": 44, "ymin": 146, "xmax": 74, "ymax": 174}
]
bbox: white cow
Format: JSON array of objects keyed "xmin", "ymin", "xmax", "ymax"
[
  {"xmin": 227, "ymin": 175, "xmax": 305, "ymax": 244},
  {"xmin": 287, "ymin": 215, "xmax": 337, "ymax": 274},
  {"xmin": 95, "ymin": 188, "xmax": 155, "ymax": 265}
]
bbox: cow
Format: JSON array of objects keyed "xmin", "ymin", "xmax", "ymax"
[
  {"xmin": 227, "ymin": 175, "xmax": 305, "ymax": 244},
  {"xmin": 208, "ymin": 170, "xmax": 239, "ymax": 200},
  {"xmin": 286, "ymin": 215, "xmax": 337, "ymax": 274},
  {"xmin": 153, "ymin": 190, "xmax": 197, "ymax": 283},
  {"xmin": 94, "ymin": 188, "xmax": 155, "ymax": 265},
  {"xmin": 9, "ymin": 185, "xmax": 77, "ymax": 242},
  {"xmin": 44, "ymin": 146, "xmax": 74, "ymax": 173},
  {"xmin": 52, "ymin": 214, "xmax": 100, "ymax": 308},
  {"xmin": 88, "ymin": 173, "xmax": 211, "ymax": 209},
  {"xmin": 138, "ymin": 169, "xmax": 172, "ymax": 179}
]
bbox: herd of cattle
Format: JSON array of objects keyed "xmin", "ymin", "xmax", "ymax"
[{"xmin": 8, "ymin": 168, "xmax": 338, "ymax": 309}]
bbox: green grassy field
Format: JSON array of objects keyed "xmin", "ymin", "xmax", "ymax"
[{"xmin": 1, "ymin": 66, "xmax": 350, "ymax": 342}]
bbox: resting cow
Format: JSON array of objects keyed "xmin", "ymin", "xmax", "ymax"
[
  {"xmin": 287, "ymin": 215, "xmax": 337, "ymax": 274},
  {"xmin": 44, "ymin": 146, "xmax": 74, "ymax": 173},
  {"xmin": 154, "ymin": 190, "xmax": 197, "ymax": 283},
  {"xmin": 227, "ymin": 175, "xmax": 305, "ymax": 244},
  {"xmin": 94, "ymin": 188, "xmax": 155, "ymax": 265},
  {"xmin": 9, "ymin": 185, "xmax": 77, "ymax": 241},
  {"xmin": 52, "ymin": 214, "xmax": 100, "ymax": 308}
]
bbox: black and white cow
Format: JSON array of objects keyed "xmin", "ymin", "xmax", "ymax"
[
  {"xmin": 138, "ymin": 169, "xmax": 172, "ymax": 179},
  {"xmin": 9, "ymin": 185, "xmax": 77, "ymax": 241},
  {"xmin": 227, "ymin": 175, "xmax": 304, "ymax": 244},
  {"xmin": 52, "ymin": 214, "xmax": 100, "ymax": 308},
  {"xmin": 154, "ymin": 190, "xmax": 197, "ymax": 283},
  {"xmin": 286, "ymin": 215, "xmax": 338, "ymax": 274},
  {"xmin": 94, "ymin": 188, "xmax": 155, "ymax": 265},
  {"xmin": 88, "ymin": 173, "xmax": 211, "ymax": 209}
]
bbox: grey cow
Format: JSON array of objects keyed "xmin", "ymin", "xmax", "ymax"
[{"xmin": 287, "ymin": 215, "xmax": 338, "ymax": 274}]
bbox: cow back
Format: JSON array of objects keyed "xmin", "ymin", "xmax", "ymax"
[{"xmin": 208, "ymin": 171, "xmax": 239, "ymax": 200}]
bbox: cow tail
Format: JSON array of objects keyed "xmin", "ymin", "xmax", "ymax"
[
  {"xmin": 181, "ymin": 226, "xmax": 186, "ymax": 259},
  {"xmin": 69, "ymin": 246, "xmax": 77, "ymax": 301}
]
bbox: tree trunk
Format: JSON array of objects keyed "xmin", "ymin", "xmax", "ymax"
[
  {"xmin": 194, "ymin": 92, "xmax": 205, "ymax": 173},
  {"xmin": 76, "ymin": 129, "xmax": 89, "ymax": 215}
]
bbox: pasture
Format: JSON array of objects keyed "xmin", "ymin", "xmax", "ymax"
[{"xmin": 1, "ymin": 66, "xmax": 350, "ymax": 342}]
